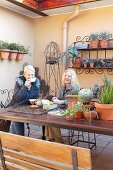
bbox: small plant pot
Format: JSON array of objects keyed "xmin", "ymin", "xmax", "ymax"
[
  {"xmin": 65, "ymin": 115, "xmax": 74, "ymax": 120},
  {"xmin": 9, "ymin": 51, "xmax": 17, "ymax": 60},
  {"xmin": 100, "ymin": 40, "xmax": 109, "ymax": 48},
  {"xmin": 90, "ymin": 62, "xmax": 94, "ymax": 68},
  {"xmin": 74, "ymin": 111, "xmax": 84, "ymax": 119},
  {"xmin": 83, "ymin": 63, "xmax": 87, "ymax": 68},
  {"xmin": 16, "ymin": 53, "xmax": 24, "ymax": 60},
  {"xmin": 83, "ymin": 110, "xmax": 98, "ymax": 122},
  {"xmin": 90, "ymin": 40, "xmax": 99, "ymax": 48}
]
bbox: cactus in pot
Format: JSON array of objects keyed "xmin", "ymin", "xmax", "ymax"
[{"xmin": 78, "ymin": 88, "xmax": 94, "ymax": 104}]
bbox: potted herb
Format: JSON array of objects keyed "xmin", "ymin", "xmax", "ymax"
[
  {"xmin": 99, "ymin": 31, "xmax": 111, "ymax": 48},
  {"xmin": 17, "ymin": 44, "xmax": 29, "ymax": 60},
  {"xmin": 95, "ymin": 77, "xmax": 113, "ymax": 120},
  {"xmin": 89, "ymin": 32, "xmax": 99, "ymax": 48},
  {"xmin": 0, "ymin": 40, "xmax": 10, "ymax": 59},
  {"xmin": 9, "ymin": 43, "xmax": 18, "ymax": 60}
]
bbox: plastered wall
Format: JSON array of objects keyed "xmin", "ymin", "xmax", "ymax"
[
  {"xmin": 0, "ymin": 6, "xmax": 33, "ymax": 90},
  {"xmin": 33, "ymin": 6, "xmax": 113, "ymax": 89}
]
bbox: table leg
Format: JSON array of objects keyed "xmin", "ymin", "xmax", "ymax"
[{"xmin": 42, "ymin": 126, "xmax": 46, "ymax": 140}]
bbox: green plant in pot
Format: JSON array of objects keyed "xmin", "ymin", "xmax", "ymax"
[
  {"xmin": 95, "ymin": 77, "xmax": 113, "ymax": 120},
  {"xmin": 78, "ymin": 88, "xmax": 94, "ymax": 110},
  {"xmin": 83, "ymin": 107, "xmax": 98, "ymax": 122},
  {"xmin": 60, "ymin": 44, "xmax": 79, "ymax": 68},
  {"xmin": 0, "ymin": 40, "xmax": 10, "ymax": 59},
  {"xmin": 61, "ymin": 104, "xmax": 76, "ymax": 120},
  {"xmin": 89, "ymin": 32, "xmax": 99, "ymax": 48}
]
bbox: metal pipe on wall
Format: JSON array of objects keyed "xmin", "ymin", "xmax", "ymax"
[{"xmin": 63, "ymin": 5, "xmax": 80, "ymax": 69}]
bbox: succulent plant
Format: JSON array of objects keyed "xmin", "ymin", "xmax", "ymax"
[
  {"xmin": 78, "ymin": 88, "xmax": 94, "ymax": 104},
  {"xmin": 99, "ymin": 31, "xmax": 110, "ymax": 40},
  {"xmin": 90, "ymin": 32, "xmax": 99, "ymax": 40}
]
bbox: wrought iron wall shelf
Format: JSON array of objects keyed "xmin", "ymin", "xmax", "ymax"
[
  {"xmin": 75, "ymin": 67, "xmax": 113, "ymax": 75},
  {"xmin": 73, "ymin": 36, "xmax": 113, "ymax": 74}
]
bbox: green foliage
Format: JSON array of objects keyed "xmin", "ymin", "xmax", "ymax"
[
  {"xmin": 90, "ymin": 32, "xmax": 99, "ymax": 40},
  {"xmin": 61, "ymin": 104, "xmax": 76, "ymax": 116},
  {"xmin": 99, "ymin": 77, "xmax": 113, "ymax": 104},
  {"xmin": 0, "ymin": 40, "xmax": 10, "ymax": 49},
  {"xmin": 60, "ymin": 101, "xmax": 83, "ymax": 116},
  {"xmin": 99, "ymin": 31, "xmax": 110, "ymax": 40},
  {"xmin": 18, "ymin": 44, "xmax": 29, "ymax": 53},
  {"xmin": 60, "ymin": 44, "xmax": 78, "ymax": 64},
  {"xmin": 9, "ymin": 43, "xmax": 19, "ymax": 51}
]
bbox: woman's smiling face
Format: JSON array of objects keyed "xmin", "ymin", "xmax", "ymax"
[{"xmin": 64, "ymin": 71, "xmax": 72, "ymax": 85}]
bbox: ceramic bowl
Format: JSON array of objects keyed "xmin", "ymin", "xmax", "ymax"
[{"xmin": 29, "ymin": 99, "xmax": 36, "ymax": 105}]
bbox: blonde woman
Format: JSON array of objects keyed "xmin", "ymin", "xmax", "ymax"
[{"xmin": 46, "ymin": 68, "xmax": 80, "ymax": 143}]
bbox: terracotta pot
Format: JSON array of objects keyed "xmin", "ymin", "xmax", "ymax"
[
  {"xmin": 95, "ymin": 103, "xmax": 113, "ymax": 120},
  {"xmin": 100, "ymin": 40, "xmax": 109, "ymax": 48},
  {"xmin": 83, "ymin": 103, "xmax": 95, "ymax": 110},
  {"xmin": 65, "ymin": 115, "xmax": 74, "ymax": 120},
  {"xmin": 83, "ymin": 111, "xmax": 98, "ymax": 121},
  {"xmin": 74, "ymin": 111, "xmax": 84, "ymax": 119},
  {"xmin": 9, "ymin": 52, "xmax": 17, "ymax": 60},
  {"xmin": 90, "ymin": 63, "xmax": 94, "ymax": 68},
  {"xmin": 0, "ymin": 50, "xmax": 10, "ymax": 59},
  {"xmin": 16, "ymin": 53, "xmax": 24, "ymax": 60},
  {"xmin": 73, "ymin": 56, "xmax": 82, "ymax": 68},
  {"xmin": 90, "ymin": 40, "xmax": 99, "ymax": 48},
  {"xmin": 66, "ymin": 95, "xmax": 78, "ymax": 110}
]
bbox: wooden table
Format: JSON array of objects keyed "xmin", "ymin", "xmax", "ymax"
[{"xmin": 0, "ymin": 107, "xmax": 113, "ymax": 136}]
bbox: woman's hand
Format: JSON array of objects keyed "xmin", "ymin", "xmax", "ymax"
[{"xmin": 25, "ymin": 79, "xmax": 31, "ymax": 89}]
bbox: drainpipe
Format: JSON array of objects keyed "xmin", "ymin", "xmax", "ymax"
[{"xmin": 63, "ymin": 5, "xmax": 80, "ymax": 69}]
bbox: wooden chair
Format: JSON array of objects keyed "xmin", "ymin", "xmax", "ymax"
[{"xmin": 0, "ymin": 131, "xmax": 92, "ymax": 170}]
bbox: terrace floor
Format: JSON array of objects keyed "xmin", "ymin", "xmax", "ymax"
[{"xmin": 19, "ymin": 124, "xmax": 113, "ymax": 170}]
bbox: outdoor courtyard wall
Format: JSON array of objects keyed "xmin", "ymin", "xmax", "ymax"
[
  {"xmin": 0, "ymin": 6, "xmax": 33, "ymax": 90},
  {"xmin": 33, "ymin": 6, "xmax": 113, "ymax": 89}
]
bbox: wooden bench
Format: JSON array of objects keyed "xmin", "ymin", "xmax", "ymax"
[{"xmin": 0, "ymin": 131, "xmax": 92, "ymax": 170}]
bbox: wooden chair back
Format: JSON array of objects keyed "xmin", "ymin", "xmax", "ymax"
[{"xmin": 0, "ymin": 131, "xmax": 92, "ymax": 170}]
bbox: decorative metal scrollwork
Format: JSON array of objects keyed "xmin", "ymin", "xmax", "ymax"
[
  {"xmin": 76, "ymin": 68, "xmax": 108, "ymax": 75},
  {"xmin": 0, "ymin": 89, "xmax": 14, "ymax": 108},
  {"xmin": 107, "ymin": 68, "xmax": 113, "ymax": 75}
]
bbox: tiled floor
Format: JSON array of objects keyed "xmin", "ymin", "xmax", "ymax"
[{"xmin": 25, "ymin": 124, "xmax": 113, "ymax": 170}]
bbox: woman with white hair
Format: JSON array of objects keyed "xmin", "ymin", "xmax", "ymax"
[
  {"xmin": 46, "ymin": 68, "xmax": 80, "ymax": 143},
  {"xmin": 10, "ymin": 65, "xmax": 40, "ymax": 136}
]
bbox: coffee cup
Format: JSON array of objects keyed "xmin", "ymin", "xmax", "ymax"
[{"xmin": 30, "ymin": 77, "xmax": 36, "ymax": 82}]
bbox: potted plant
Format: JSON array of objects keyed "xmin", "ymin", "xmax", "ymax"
[
  {"xmin": 95, "ymin": 77, "xmax": 113, "ymax": 120},
  {"xmin": 89, "ymin": 59, "xmax": 96, "ymax": 68},
  {"xmin": 9, "ymin": 43, "xmax": 18, "ymax": 60},
  {"xmin": 60, "ymin": 44, "xmax": 81, "ymax": 68},
  {"xmin": 99, "ymin": 31, "xmax": 110, "ymax": 48},
  {"xmin": 17, "ymin": 44, "xmax": 29, "ymax": 60},
  {"xmin": 60, "ymin": 104, "xmax": 76, "ymax": 120},
  {"xmin": 83, "ymin": 108, "xmax": 98, "ymax": 122},
  {"xmin": 89, "ymin": 32, "xmax": 99, "ymax": 48},
  {"xmin": 82, "ymin": 59, "xmax": 89, "ymax": 68},
  {"xmin": 78, "ymin": 88, "xmax": 94, "ymax": 110},
  {"xmin": 0, "ymin": 40, "xmax": 10, "ymax": 59}
]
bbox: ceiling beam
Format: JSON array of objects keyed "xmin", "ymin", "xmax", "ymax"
[
  {"xmin": 6, "ymin": 0, "xmax": 48, "ymax": 16},
  {"xmin": 37, "ymin": 0, "xmax": 101, "ymax": 10}
]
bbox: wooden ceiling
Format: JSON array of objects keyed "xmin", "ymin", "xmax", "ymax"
[{"xmin": 6, "ymin": 0, "xmax": 100, "ymax": 16}]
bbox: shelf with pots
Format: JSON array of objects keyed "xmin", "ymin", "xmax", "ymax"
[
  {"xmin": 0, "ymin": 40, "xmax": 29, "ymax": 60},
  {"xmin": 69, "ymin": 33, "xmax": 113, "ymax": 74}
]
